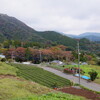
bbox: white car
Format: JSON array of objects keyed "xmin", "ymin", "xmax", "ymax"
[
  {"xmin": 51, "ymin": 60, "xmax": 63, "ymax": 65},
  {"xmin": 22, "ymin": 62, "xmax": 31, "ymax": 64}
]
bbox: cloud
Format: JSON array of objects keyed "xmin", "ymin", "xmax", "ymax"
[{"xmin": 0, "ymin": 0, "xmax": 100, "ymax": 35}]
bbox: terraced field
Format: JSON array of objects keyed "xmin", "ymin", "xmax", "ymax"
[
  {"xmin": 10, "ymin": 63, "xmax": 71, "ymax": 88},
  {"xmin": 0, "ymin": 62, "xmax": 86, "ymax": 100}
]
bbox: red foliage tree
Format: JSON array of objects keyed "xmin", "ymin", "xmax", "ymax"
[
  {"xmin": 4, "ymin": 48, "xmax": 15, "ymax": 59},
  {"xmin": 15, "ymin": 47, "xmax": 26, "ymax": 62}
]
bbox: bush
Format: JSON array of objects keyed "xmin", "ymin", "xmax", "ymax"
[
  {"xmin": 64, "ymin": 68, "xmax": 74, "ymax": 74},
  {"xmin": 88, "ymin": 70, "xmax": 98, "ymax": 81},
  {"xmin": 97, "ymin": 60, "xmax": 100, "ymax": 66},
  {"xmin": 73, "ymin": 68, "xmax": 85, "ymax": 75},
  {"xmin": 64, "ymin": 67, "xmax": 85, "ymax": 75},
  {"xmin": 52, "ymin": 82, "xmax": 58, "ymax": 88},
  {"xmin": 1, "ymin": 58, "xmax": 6, "ymax": 62},
  {"xmin": 8, "ymin": 59, "xmax": 14, "ymax": 63},
  {"xmin": 87, "ymin": 61, "xmax": 96, "ymax": 65}
]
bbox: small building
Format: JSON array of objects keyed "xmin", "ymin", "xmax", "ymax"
[
  {"xmin": 81, "ymin": 62, "xmax": 88, "ymax": 65},
  {"xmin": 0, "ymin": 54, "xmax": 5, "ymax": 58}
]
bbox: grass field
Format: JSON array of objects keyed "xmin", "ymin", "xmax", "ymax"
[
  {"xmin": 0, "ymin": 78, "xmax": 85, "ymax": 100},
  {"xmin": 0, "ymin": 62, "xmax": 18, "ymax": 75},
  {"xmin": 0, "ymin": 62, "xmax": 86, "ymax": 100},
  {"xmin": 12, "ymin": 92, "xmax": 85, "ymax": 100},
  {"xmin": 0, "ymin": 78, "xmax": 52, "ymax": 100},
  {"xmin": 47, "ymin": 64, "xmax": 100, "ymax": 84},
  {"xmin": 10, "ymin": 63, "xmax": 71, "ymax": 88}
]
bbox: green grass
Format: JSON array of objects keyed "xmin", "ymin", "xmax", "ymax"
[
  {"xmin": 0, "ymin": 62, "xmax": 18, "ymax": 76},
  {"xmin": 12, "ymin": 92, "xmax": 86, "ymax": 100},
  {"xmin": 10, "ymin": 63, "xmax": 71, "ymax": 88},
  {"xmin": 0, "ymin": 63, "xmax": 86, "ymax": 100},
  {"xmin": 65, "ymin": 65, "xmax": 100, "ymax": 77},
  {"xmin": 0, "ymin": 78, "xmax": 52, "ymax": 100},
  {"xmin": 47, "ymin": 64, "xmax": 100, "ymax": 84},
  {"xmin": 47, "ymin": 64, "xmax": 65, "ymax": 71}
]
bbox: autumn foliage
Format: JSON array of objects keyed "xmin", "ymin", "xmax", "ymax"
[{"xmin": 4, "ymin": 45, "xmax": 73, "ymax": 63}]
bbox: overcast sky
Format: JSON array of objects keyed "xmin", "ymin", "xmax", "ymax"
[{"xmin": 0, "ymin": 0, "xmax": 100, "ymax": 35}]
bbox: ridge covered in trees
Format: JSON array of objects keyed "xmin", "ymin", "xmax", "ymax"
[{"xmin": 0, "ymin": 14, "xmax": 100, "ymax": 54}]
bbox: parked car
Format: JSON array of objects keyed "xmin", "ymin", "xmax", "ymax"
[
  {"xmin": 22, "ymin": 62, "xmax": 31, "ymax": 64},
  {"xmin": 51, "ymin": 60, "xmax": 63, "ymax": 65}
]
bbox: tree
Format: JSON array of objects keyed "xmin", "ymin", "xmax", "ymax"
[
  {"xmin": 25, "ymin": 48, "xmax": 32, "ymax": 61},
  {"xmin": 97, "ymin": 60, "xmax": 100, "ymax": 66},
  {"xmin": 30, "ymin": 49, "xmax": 40, "ymax": 64},
  {"xmin": 88, "ymin": 70, "xmax": 98, "ymax": 81},
  {"xmin": 3, "ymin": 40, "xmax": 10, "ymax": 48},
  {"xmin": 15, "ymin": 47, "xmax": 26, "ymax": 62},
  {"xmin": 1, "ymin": 58, "xmax": 6, "ymax": 62},
  {"xmin": 4, "ymin": 48, "xmax": 15, "ymax": 59},
  {"xmin": 40, "ymin": 49, "xmax": 53, "ymax": 62}
]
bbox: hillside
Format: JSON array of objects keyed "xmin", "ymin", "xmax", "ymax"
[
  {"xmin": 65, "ymin": 32, "xmax": 100, "ymax": 42},
  {"xmin": 81, "ymin": 35, "xmax": 100, "ymax": 41},
  {"xmin": 0, "ymin": 14, "xmax": 77, "ymax": 48},
  {"xmin": 0, "ymin": 14, "xmax": 100, "ymax": 53},
  {"xmin": 0, "ymin": 14, "xmax": 46, "ymax": 42},
  {"xmin": 79, "ymin": 32, "xmax": 100, "ymax": 37},
  {"xmin": 79, "ymin": 38, "xmax": 99, "ymax": 51},
  {"xmin": 37, "ymin": 31, "xmax": 77, "ymax": 47},
  {"xmin": 0, "ymin": 62, "xmax": 86, "ymax": 100},
  {"xmin": 78, "ymin": 32, "xmax": 100, "ymax": 41}
]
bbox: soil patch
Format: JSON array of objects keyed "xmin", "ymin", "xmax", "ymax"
[
  {"xmin": 58, "ymin": 87, "xmax": 100, "ymax": 100},
  {"xmin": 0, "ymin": 74, "xmax": 24, "ymax": 81}
]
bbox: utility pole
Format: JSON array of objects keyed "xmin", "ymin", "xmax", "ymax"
[
  {"xmin": 77, "ymin": 39, "xmax": 81, "ymax": 85},
  {"xmin": 39, "ymin": 50, "xmax": 42, "ymax": 63},
  {"xmin": 11, "ymin": 51, "xmax": 14, "ymax": 60}
]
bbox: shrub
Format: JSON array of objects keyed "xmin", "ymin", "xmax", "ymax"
[
  {"xmin": 87, "ymin": 61, "xmax": 96, "ymax": 65},
  {"xmin": 73, "ymin": 67, "xmax": 85, "ymax": 75},
  {"xmin": 1, "ymin": 58, "xmax": 6, "ymax": 62},
  {"xmin": 97, "ymin": 60, "xmax": 100, "ymax": 66},
  {"xmin": 52, "ymin": 82, "xmax": 58, "ymax": 88},
  {"xmin": 8, "ymin": 59, "xmax": 14, "ymax": 63},
  {"xmin": 64, "ymin": 67, "xmax": 85, "ymax": 75},
  {"xmin": 64, "ymin": 68, "xmax": 74, "ymax": 74},
  {"xmin": 88, "ymin": 70, "xmax": 98, "ymax": 81}
]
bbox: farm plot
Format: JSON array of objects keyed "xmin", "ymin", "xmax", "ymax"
[{"xmin": 10, "ymin": 63, "xmax": 71, "ymax": 88}]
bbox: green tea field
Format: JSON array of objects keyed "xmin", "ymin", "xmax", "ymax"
[{"xmin": 10, "ymin": 63, "xmax": 71, "ymax": 88}]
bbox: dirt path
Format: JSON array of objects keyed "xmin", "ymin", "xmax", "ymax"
[
  {"xmin": 37, "ymin": 64, "xmax": 100, "ymax": 92},
  {"xmin": 58, "ymin": 87, "xmax": 100, "ymax": 100}
]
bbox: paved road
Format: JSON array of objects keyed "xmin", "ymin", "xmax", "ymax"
[{"xmin": 37, "ymin": 65, "xmax": 100, "ymax": 92}]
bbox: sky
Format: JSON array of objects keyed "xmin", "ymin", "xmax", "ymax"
[{"xmin": 0, "ymin": 0, "xmax": 100, "ymax": 35}]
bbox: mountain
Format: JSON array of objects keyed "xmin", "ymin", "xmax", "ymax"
[
  {"xmin": 0, "ymin": 14, "xmax": 100, "ymax": 53},
  {"xmin": 65, "ymin": 32, "xmax": 100, "ymax": 41},
  {"xmin": 80, "ymin": 35, "xmax": 100, "ymax": 41},
  {"xmin": 36, "ymin": 31, "xmax": 77, "ymax": 47},
  {"xmin": 79, "ymin": 32, "xmax": 100, "ymax": 41},
  {"xmin": 0, "ymin": 14, "xmax": 77, "ymax": 47},
  {"xmin": 64, "ymin": 34, "xmax": 78, "ymax": 38},
  {"xmin": 79, "ymin": 32, "xmax": 100, "ymax": 37},
  {"xmin": 0, "ymin": 14, "xmax": 46, "ymax": 42}
]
